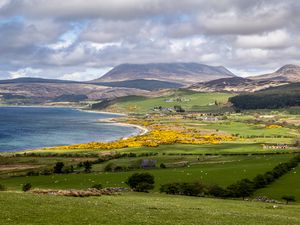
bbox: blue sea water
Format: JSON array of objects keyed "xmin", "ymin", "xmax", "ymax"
[{"xmin": 0, "ymin": 107, "xmax": 139, "ymax": 152}]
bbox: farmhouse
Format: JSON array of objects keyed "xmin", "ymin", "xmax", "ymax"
[{"xmin": 263, "ymin": 144, "xmax": 289, "ymax": 149}]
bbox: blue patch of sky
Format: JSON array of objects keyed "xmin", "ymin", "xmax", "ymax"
[
  {"xmin": 0, "ymin": 16, "xmax": 24, "ymax": 25},
  {"xmin": 58, "ymin": 21, "xmax": 89, "ymax": 44}
]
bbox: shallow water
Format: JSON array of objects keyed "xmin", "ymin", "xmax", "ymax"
[{"xmin": 0, "ymin": 107, "xmax": 139, "ymax": 152}]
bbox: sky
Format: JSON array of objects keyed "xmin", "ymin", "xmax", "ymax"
[{"xmin": 0, "ymin": 0, "xmax": 299, "ymax": 81}]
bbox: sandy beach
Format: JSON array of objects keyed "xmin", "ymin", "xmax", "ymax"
[{"xmin": 96, "ymin": 117, "xmax": 149, "ymax": 136}]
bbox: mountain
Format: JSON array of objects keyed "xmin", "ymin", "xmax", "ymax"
[
  {"xmin": 189, "ymin": 77, "xmax": 289, "ymax": 93},
  {"xmin": 93, "ymin": 79, "xmax": 184, "ymax": 91},
  {"xmin": 249, "ymin": 64, "xmax": 300, "ymax": 83},
  {"xmin": 92, "ymin": 63, "xmax": 236, "ymax": 84}
]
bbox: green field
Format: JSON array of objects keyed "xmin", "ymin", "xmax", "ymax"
[
  {"xmin": 105, "ymin": 90, "xmax": 234, "ymax": 113},
  {"xmin": 0, "ymin": 192, "xmax": 299, "ymax": 225},
  {"xmin": 1, "ymin": 154, "xmax": 294, "ymax": 191},
  {"xmin": 255, "ymin": 165, "xmax": 300, "ymax": 201},
  {"xmin": 1, "ymin": 99, "xmax": 300, "ymax": 225}
]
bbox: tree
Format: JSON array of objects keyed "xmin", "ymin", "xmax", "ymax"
[
  {"xmin": 83, "ymin": 161, "xmax": 92, "ymax": 173},
  {"xmin": 0, "ymin": 184, "xmax": 6, "ymax": 191},
  {"xmin": 227, "ymin": 179, "xmax": 254, "ymax": 199},
  {"xmin": 91, "ymin": 184, "xmax": 103, "ymax": 190},
  {"xmin": 160, "ymin": 163, "xmax": 166, "ymax": 168},
  {"xmin": 282, "ymin": 195, "xmax": 296, "ymax": 204},
  {"xmin": 126, "ymin": 173, "xmax": 154, "ymax": 192},
  {"xmin": 54, "ymin": 162, "xmax": 64, "ymax": 174},
  {"xmin": 174, "ymin": 105, "xmax": 185, "ymax": 112},
  {"xmin": 206, "ymin": 184, "xmax": 227, "ymax": 197},
  {"xmin": 22, "ymin": 183, "xmax": 32, "ymax": 192},
  {"xmin": 253, "ymin": 174, "xmax": 267, "ymax": 189}
]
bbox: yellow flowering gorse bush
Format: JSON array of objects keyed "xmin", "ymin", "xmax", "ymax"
[{"xmin": 51, "ymin": 129, "xmax": 235, "ymax": 150}]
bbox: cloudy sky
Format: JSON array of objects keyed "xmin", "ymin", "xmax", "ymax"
[{"xmin": 0, "ymin": 0, "xmax": 299, "ymax": 80}]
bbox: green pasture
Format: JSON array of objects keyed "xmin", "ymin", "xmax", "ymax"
[
  {"xmin": 0, "ymin": 192, "xmax": 299, "ymax": 225},
  {"xmin": 0, "ymin": 154, "xmax": 293, "ymax": 191},
  {"xmin": 107, "ymin": 91, "xmax": 234, "ymax": 113},
  {"xmin": 255, "ymin": 165, "xmax": 300, "ymax": 202}
]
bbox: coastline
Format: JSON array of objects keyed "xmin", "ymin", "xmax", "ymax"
[
  {"xmin": 0, "ymin": 105, "xmax": 148, "ymax": 153},
  {"xmin": 96, "ymin": 117, "xmax": 149, "ymax": 136}
]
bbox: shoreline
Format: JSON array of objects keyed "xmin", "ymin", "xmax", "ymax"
[
  {"xmin": 0, "ymin": 105, "xmax": 148, "ymax": 153},
  {"xmin": 96, "ymin": 117, "xmax": 149, "ymax": 136}
]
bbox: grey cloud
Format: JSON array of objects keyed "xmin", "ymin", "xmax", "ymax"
[{"xmin": 0, "ymin": 0, "xmax": 300, "ymax": 80}]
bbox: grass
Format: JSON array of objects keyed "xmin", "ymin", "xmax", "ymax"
[
  {"xmin": 28, "ymin": 142, "xmax": 300, "ymax": 155},
  {"xmin": 1, "ymin": 154, "xmax": 293, "ymax": 191},
  {"xmin": 0, "ymin": 192, "xmax": 299, "ymax": 225},
  {"xmin": 255, "ymin": 165, "xmax": 300, "ymax": 201},
  {"xmin": 105, "ymin": 91, "xmax": 235, "ymax": 113}
]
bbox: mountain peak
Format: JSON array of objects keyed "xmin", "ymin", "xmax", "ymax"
[
  {"xmin": 276, "ymin": 64, "xmax": 300, "ymax": 74},
  {"xmin": 93, "ymin": 62, "xmax": 235, "ymax": 84}
]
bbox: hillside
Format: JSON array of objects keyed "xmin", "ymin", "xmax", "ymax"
[
  {"xmin": 0, "ymin": 77, "xmax": 79, "ymax": 84},
  {"xmin": 229, "ymin": 83, "xmax": 300, "ymax": 109},
  {"xmin": 92, "ymin": 63, "xmax": 236, "ymax": 84},
  {"xmin": 0, "ymin": 83, "xmax": 150, "ymax": 104},
  {"xmin": 93, "ymin": 79, "xmax": 184, "ymax": 91},
  {"xmin": 249, "ymin": 64, "xmax": 300, "ymax": 83},
  {"xmin": 91, "ymin": 89, "xmax": 234, "ymax": 113},
  {"xmin": 189, "ymin": 77, "xmax": 289, "ymax": 93}
]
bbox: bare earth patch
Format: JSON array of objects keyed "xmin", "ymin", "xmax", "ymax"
[{"xmin": 0, "ymin": 164, "xmax": 42, "ymax": 172}]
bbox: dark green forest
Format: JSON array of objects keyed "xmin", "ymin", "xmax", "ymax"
[{"xmin": 229, "ymin": 83, "xmax": 300, "ymax": 109}]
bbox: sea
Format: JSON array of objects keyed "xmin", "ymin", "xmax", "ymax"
[{"xmin": 0, "ymin": 106, "xmax": 139, "ymax": 152}]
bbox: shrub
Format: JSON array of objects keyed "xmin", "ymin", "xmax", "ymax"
[
  {"xmin": 227, "ymin": 179, "xmax": 254, "ymax": 199},
  {"xmin": 91, "ymin": 184, "xmax": 103, "ymax": 190},
  {"xmin": 180, "ymin": 182, "xmax": 206, "ymax": 196},
  {"xmin": 26, "ymin": 171, "xmax": 39, "ymax": 176},
  {"xmin": 40, "ymin": 169, "xmax": 53, "ymax": 175},
  {"xmin": 22, "ymin": 183, "xmax": 32, "ymax": 192},
  {"xmin": 83, "ymin": 161, "xmax": 92, "ymax": 173},
  {"xmin": 63, "ymin": 165, "xmax": 74, "ymax": 174},
  {"xmin": 206, "ymin": 184, "xmax": 227, "ymax": 197},
  {"xmin": 282, "ymin": 195, "xmax": 296, "ymax": 204},
  {"xmin": 160, "ymin": 163, "xmax": 166, "ymax": 168},
  {"xmin": 54, "ymin": 162, "xmax": 64, "ymax": 174},
  {"xmin": 126, "ymin": 173, "xmax": 155, "ymax": 192},
  {"xmin": 0, "ymin": 184, "xmax": 6, "ymax": 191},
  {"xmin": 160, "ymin": 183, "xmax": 181, "ymax": 195},
  {"xmin": 160, "ymin": 182, "xmax": 206, "ymax": 196},
  {"xmin": 253, "ymin": 174, "xmax": 267, "ymax": 189},
  {"xmin": 135, "ymin": 182, "xmax": 154, "ymax": 192},
  {"xmin": 104, "ymin": 162, "xmax": 115, "ymax": 172}
]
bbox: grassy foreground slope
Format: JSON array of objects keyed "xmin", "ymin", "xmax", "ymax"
[{"xmin": 1, "ymin": 192, "xmax": 300, "ymax": 225}]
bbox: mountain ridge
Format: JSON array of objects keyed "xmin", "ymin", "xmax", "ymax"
[{"xmin": 92, "ymin": 62, "xmax": 236, "ymax": 84}]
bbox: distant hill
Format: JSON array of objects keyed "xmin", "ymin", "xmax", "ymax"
[
  {"xmin": 92, "ymin": 63, "xmax": 236, "ymax": 84},
  {"xmin": 229, "ymin": 83, "xmax": 300, "ymax": 110},
  {"xmin": 93, "ymin": 79, "xmax": 184, "ymax": 91},
  {"xmin": 249, "ymin": 64, "xmax": 300, "ymax": 83},
  {"xmin": 0, "ymin": 77, "xmax": 79, "ymax": 84},
  {"xmin": 189, "ymin": 77, "xmax": 289, "ymax": 93}
]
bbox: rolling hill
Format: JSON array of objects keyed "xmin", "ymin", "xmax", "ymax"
[
  {"xmin": 0, "ymin": 77, "xmax": 79, "ymax": 84},
  {"xmin": 93, "ymin": 79, "xmax": 184, "ymax": 91},
  {"xmin": 189, "ymin": 77, "xmax": 289, "ymax": 93},
  {"xmin": 249, "ymin": 64, "xmax": 300, "ymax": 83},
  {"xmin": 92, "ymin": 63, "xmax": 236, "ymax": 84}
]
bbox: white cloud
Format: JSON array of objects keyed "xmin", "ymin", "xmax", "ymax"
[
  {"xmin": 236, "ymin": 30, "xmax": 290, "ymax": 49},
  {"xmin": 61, "ymin": 68, "xmax": 112, "ymax": 81},
  {"xmin": 0, "ymin": 0, "xmax": 300, "ymax": 80},
  {"xmin": 9, "ymin": 67, "xmax": 42, "ymax": 79}
]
